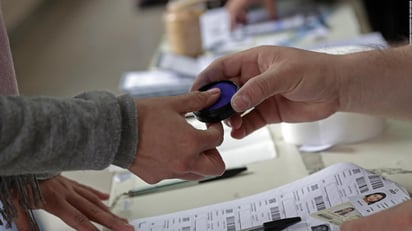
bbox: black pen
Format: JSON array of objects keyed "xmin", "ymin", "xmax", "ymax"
[
  {"xmin": 127, "ymin": 167, "xmax": 247, "ymax": 197},
  {"xmin": 241, "ymin": 217, "xmax": 302, "ymax": 231}
]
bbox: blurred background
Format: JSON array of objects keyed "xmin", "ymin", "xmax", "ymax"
[
  {"xmin": 2, "ymin": 0, "xmax": 408, "ymax": 98},
  {"xmin": 3, "ymin": 0, "xmax": 165, "ymax": 97}
]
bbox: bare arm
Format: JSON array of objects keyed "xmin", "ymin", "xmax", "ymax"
[
  {"xmin": 338, "ymin": 45, "xmax": 412, "ymax": 119},
  {"xmin": 192, "ymin": 45, "xmax": 412, "ymax": 138}
]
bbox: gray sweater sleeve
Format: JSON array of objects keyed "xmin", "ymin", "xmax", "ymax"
[{"xmin": 0, "ymin": 91, "xmax": 137, "ymax": 176}]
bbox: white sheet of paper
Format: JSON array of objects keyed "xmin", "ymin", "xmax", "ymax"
[{"xmin": 130, "ymin": 162, "xmax": 409, "ymax": 231}]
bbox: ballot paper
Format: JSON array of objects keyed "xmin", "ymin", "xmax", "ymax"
[{"xmin": 130, "ymin": 162, "xmax": 409, "ymax": 231}]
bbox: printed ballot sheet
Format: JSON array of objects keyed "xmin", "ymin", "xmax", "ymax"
[{"xmin": 130, "ymin": 162, "xmax": 409, "ymax": 231}]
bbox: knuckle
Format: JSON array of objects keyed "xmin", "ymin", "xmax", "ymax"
[
  {"xmin": 144, "ymin": 176, "xmax": 161, "ymax": 184},
  {"xmin": 251, "ymin": 78, "xmax": 271, "ymax": 97},
  {"xmin": 216, "ymin": 131, "xmax": 224, "ymax": 145},
  {"xmin": 173, "ymin": 159, "xmax": 192, "ymax": 174},
  {"xmin": 189, "ymin": 92, "xmax": 207, "ymax": 108}
]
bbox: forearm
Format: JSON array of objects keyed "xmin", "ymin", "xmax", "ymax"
[
  {"xmin": 0, "ymin": 91, "xmax": 137, "ymax": 176},
  {"xmin": 338, "ymin": 45, "xmax": 412, "ymax": 119}
]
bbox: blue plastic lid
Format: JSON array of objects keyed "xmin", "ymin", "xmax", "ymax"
[{"xmin": 194, "ymin": 80, "xmax": 238, "ymax": 123}]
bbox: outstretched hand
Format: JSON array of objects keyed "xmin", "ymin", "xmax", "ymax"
[
  {"xmin": 192, "ymin": 46, "xmax": 341, "ymax": 139},
  {"xmin": 14, "ymin": 175, "xmax": 134, "ymax": 231},
  {"xmin": 129, "ymin": 88, "xmax": 225, "ymax": 184}
]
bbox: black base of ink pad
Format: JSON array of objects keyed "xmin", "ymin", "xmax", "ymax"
[{"xmin": 194, "ymin": 80, "xmax": 238, "ymax": 123}]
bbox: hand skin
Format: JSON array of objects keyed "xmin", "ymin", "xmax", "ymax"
[
  {"xmin": 340, "ymin": 198, "xmax": 412, "ymax": 231},
  {"xmin": 13, "ymin": 90, "xmax": 224, "ymax": 230},
  {"xmin": 192, "ymin": 45, "xmax": 412, "ymax": 139},
  {"xmin": 14, "ymin": 175, "xmax": 134, "ymax": 231},
  {"xmin": 192, "ymin": 45, "xmax": 412, "ymax": 230},
  {"xmin": 129, "ymin": 88, "xmax": 225, "ymax": 184},
  {"xmin": 225, "ymin": 0, "xmax": 276, "ymax": 29}
]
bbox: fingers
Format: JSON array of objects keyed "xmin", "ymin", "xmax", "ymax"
[
  {"xmin": 75, "ymin": 199, "xmax": 133, "ymax": 231},
  {"xmin": 200, "ymin": 122, "xmax": 224, "ymax": 149},
  {"xmin": 191, "ymin": 49, "xmax": 260, "ymax": 91},
  {"xmin": 231, "ymin": 72, "xmax": 272, "ymax": 112},
  {"xmin": 231, "ymin": 65, "xmax": 296, "ymax": 112},
  {"xmin": 192, "ymin": 148, "xmax": 226, "ymax": 176},
  {"xmin": 70, "ymin": 184, "xmax": 132, "ymax": 230},
  {"xmin": 67, "ymin": 178, "xmax": 110, "ymax": 201},
  {"xmin": 44, "ymin": 200, "xmax": 99, "ymax": 231},
  {"xmin": 230, "ymin": 110, "xmax": 267, "ymax": 139},
  {"xmin": 73, "ymin": 185, "xmax": 111, "ymax": 213},
  {"xmin": 168, "ymin": 123, "xmax": 225, "ymax": 178},
  {"xmin": 189, "ymin": 123, "xmax": 225, "ymax": 176},
  {"xmin": 36, "ymin": 176, "xmax": 133, "ymax": 231},
  {"xmin": 14, "ymin": 203, "xmax": 32, "ymax": 231},
  {"xmin": 44, "ymin": 196, "xmax": 133, "ymax": 231},
  {"xmin": 174, "ymin": 88, "xmax": 221, "ymax": 114}
]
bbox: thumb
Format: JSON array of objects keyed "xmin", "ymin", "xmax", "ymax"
[
  {"xmin": 231, "ymin": 71, "xmax": 274, "ymax": 112},
  {"xmin": 231, "ymin": 67, "xmax": 293, "ymax": 112},
  {"xmin": 176, "ymin": 88, "xmax": 221, "ymax": 113}
]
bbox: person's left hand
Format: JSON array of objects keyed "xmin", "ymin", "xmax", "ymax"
[
  {"xmin": 129, "ymin": 89, "xmax": 225, "ymax": 184},
  {"xmin": 14, "ymin": 175, "xmax": 134, "ymax": 231}
]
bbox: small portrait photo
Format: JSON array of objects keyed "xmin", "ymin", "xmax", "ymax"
[
  {"xmin": 311, "ymin": 224, "xmax": 330, "ymax": 231},
  {"xmin": 362, "ymin": 192, "xmax": 386, "ymax": 205},
  {"xmin": 333, "ymin": 206, "xmax": 355, "ymax": 216}
]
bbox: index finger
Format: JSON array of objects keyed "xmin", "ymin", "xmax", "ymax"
[{"xmin": 191, "ymin": 48, "xmax": 262, "ymax": 91}]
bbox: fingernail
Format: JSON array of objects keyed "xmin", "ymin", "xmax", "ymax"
[
  {"xmin": 224, "ymin": 119, "xmax": 231, "ymax": 127},
  {"xmin": 206, "ymin": 88, "xmax": 220, "ymax": 95},
  {"xmin": 232, "ymin": 94, "xmax": 250, "ymax": 112}
]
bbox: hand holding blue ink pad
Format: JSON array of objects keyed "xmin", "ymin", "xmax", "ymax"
[{"xmin": 194, "ymin": 80, "xmax": 238, "ymax": 123}]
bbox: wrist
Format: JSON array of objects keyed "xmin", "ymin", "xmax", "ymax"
[{"xmin": 335, "ymin": 48, "xmax": 380, "ymax": 114}]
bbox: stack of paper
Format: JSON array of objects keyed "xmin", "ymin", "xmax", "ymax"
[{"xmin": 130, "ymin": 162, "xmax": 409, "ymax": 231}]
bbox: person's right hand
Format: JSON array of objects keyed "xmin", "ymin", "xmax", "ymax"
[
  {"xmin": 340, "ymin": 199, "xmax": 412, "ymax": 231},
  {"xmin": 128, "ymin": 88, "xmax": 225, "ymax": 184},
  {"xmin": 191, "ymin": 46, "xmax": 342, "ymax": 139}
]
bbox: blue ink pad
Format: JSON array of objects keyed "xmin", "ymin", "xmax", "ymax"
[{"xmin": 194, "ymin": 80, "xmax": 238, "ymax": 123}]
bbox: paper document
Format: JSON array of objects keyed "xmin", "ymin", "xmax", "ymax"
[{"xmin": 131, "ymin": 162, "xmax": 409, "ymax": 231}]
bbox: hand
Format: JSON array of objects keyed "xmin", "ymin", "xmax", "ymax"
[
  {"xmin": 340, "ymin": 199, "xmax": 412, "ymax": 231},
  {"xmin": 225, "ymin": 0, "xmax": 276, "ymax": 29},
  {"xmin": 191, "ymin": 46, "xmax": 341, "ymax": 139},
  {"xmin": 129, "ymin": 88, "xmax": 225, "ymax": 184},
  {"xmin": 14, "ymin": 175, "xmax": 134, "ymax": 231}
]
